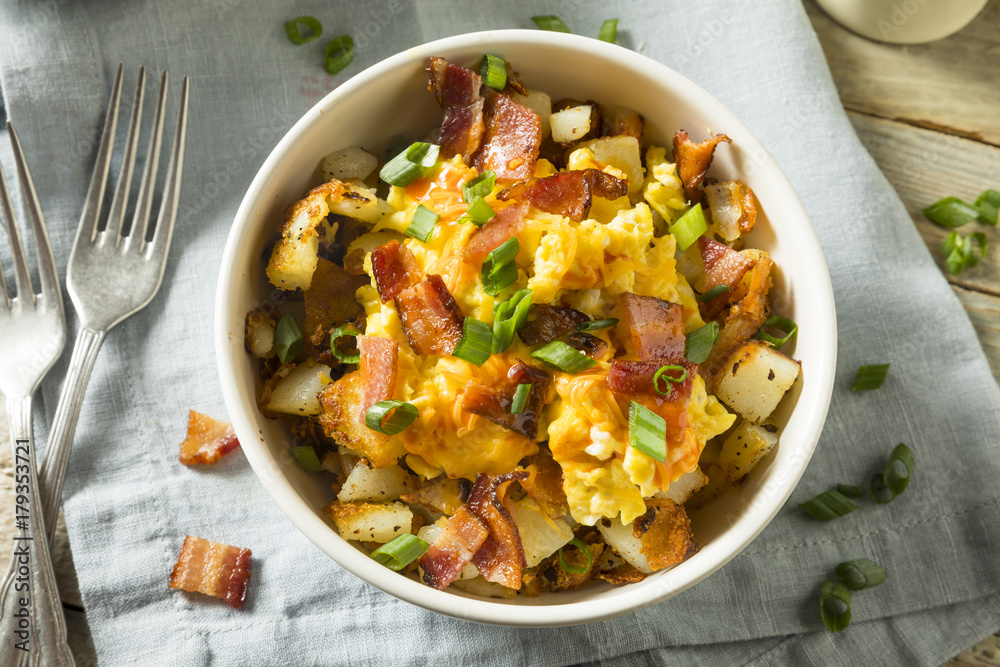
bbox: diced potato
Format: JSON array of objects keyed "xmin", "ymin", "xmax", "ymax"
[
  {"xmin": 245, "ymin": 309, "xmax": 275, "ymax": 358},
  {"xmin": 633, "ymin": 498, "xmax": 697, "ymax": 571},
  {"xmin": 550, "ymin": 105, "xmax": 592, "ymax": 143},
  {"xmin": 705, "ymin": 181, "xmax": 743, "ymax": 243},
  {"xmin": 338, "ymin": 462, "xmax": 417, "ymax": 502},
  {"xmin": 401, "ymin": 476, "xmax": 468, "ymax": 515},
  {"xmin": 417, "ymin": 520, "xmax": 478, "ymax": 580},
  {"xmin": 655, "ymin": 468, "xmax": 708, "ymax": 505},
  {"xmin": 321, "ymin": 451, "xmax": 341, "ymax": 474},
  {"xmin": 596, "ymin": 517, "xmax": 653, "ymax": 574},
  {"xmin": 450, "ymin": 577, "xmax": 516, "ymax": 599},
  {"xmin": 265, "ymin": 359, "xmax": 331, "ymax": 416},
  {"xmin": 327, "ymin": 181, "xmax": 393, "ymax": 223},
  {"xmin": 718, "ymin": 419, "xmax": 779, "ymax": 481},
  {"xmin": 321, "ymin": 147, "xmax": 378, "ymax": 182},
  {"xmin": 343, "ymin": 230, "xmax": 406, "ymax": 276},
  {"xmin": 511, "ymin": 89, "xmax": 552, "ymax": 139},
  {"xmin": 714, "ymin": 340, "xmax": 801, "ymax": 423},
  {"xmin": 513, "ymin": 500, "xmax": 574, "ymax": 568},
  {"xmin": 323, "ymin": 500, "xmax": 412, "ymax": 543},
  {"xmin": 580, "ymin": 136, "xmax": 644, "ymax": 195},
  {"xmin": 318, "ymin": 372, "xmax": 407, "ymax": 469}
]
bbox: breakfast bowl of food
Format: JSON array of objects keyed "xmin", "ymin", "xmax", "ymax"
[{"xmin": 215, "ymin": 29, "xmax": 837, "ymax": 626}]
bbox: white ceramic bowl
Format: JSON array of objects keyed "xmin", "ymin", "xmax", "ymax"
[{"xmin": 216, "ymin": 29, "xmax": 837, "ymax": 627}]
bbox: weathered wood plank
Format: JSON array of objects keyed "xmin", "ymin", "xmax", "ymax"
[
  {"xmin": 954, "ymin": 285, "xmax": 1000, "ymax": 385},
  {"xmin": 806, "ymin": 0, "xmax": 1000, "ymax": 146}
]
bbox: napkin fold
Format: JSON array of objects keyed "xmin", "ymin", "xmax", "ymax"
[{"xmin": 1, "ymin": 1, "xmax": 998, "ymax": 665}]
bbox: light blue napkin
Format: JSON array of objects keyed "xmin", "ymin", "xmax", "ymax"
[{"xmin": 1, "ymin": 1, "xmax": 998, "ymax": 665}]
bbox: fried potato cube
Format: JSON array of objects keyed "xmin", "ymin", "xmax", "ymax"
[
  {"xmin": 718, "ymin": 419, "xmax": 779, "ymax": 482},
  {"xmin": 513, "ymin": 500, "xmax": 574, "ymax": 568},
  {"xmin": 323, "ymin": 500, "xmax": 412, "ymax": 543},
  {"xmin": 714, "ymin": 340, "xmax": 801, "ymax": 423},
  {"xmin": 596, "ymin": 517, "xmax": 653, "ymax": 574},
  {"xmin": 337, "ymin": 462, "xmax": 417, "ymax": 502},
  {"xmin": 244, "ymin": 309, "xmax": 275, "ymax": 359},
  {"xmin": 633, "ymin": 498, "xmax": 698, "ymax": 571},
  {"xmin": 581, "ymin": 135, "xmax": 644, "ymax": 195},
  {"xmin": 264, "ymin": 359, "xmax": 331, "ymax": 417},
  {"xmin": 655, "ymin": 467, "xmax": 708, "ymax": 505},
  {"xmin": 318, "ymin": 372, "xmax": 407, "ymax": 469}
]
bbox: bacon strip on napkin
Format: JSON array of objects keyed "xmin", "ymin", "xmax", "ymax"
[
  {"xmin": 620, "ymin": 293, "xmax": 686, "ymax": 361},
  {"xmin": 497, "ymin": 169, "xmax": 628, "ymax": 222},
  {"xmin": 427, "ymin": 57, "xmax": 485, "ymax": 161},
  {"xmin": 358, "ymin": 335, "xmax": 398, "ymax": 423},
  {"xmin": 673, "ymin": 130, "xmax": 731, "ymax": 201},
  {"xmin": 467, "ymin": 471, "xmax": 529, "ymax": 589},
  {"xmin": 169, "ymin": 536, "xmax": 252, "ymax": 609},
  {"xmin": 472, "ymin": 89, "xmax": 542, "ymax": 181},
  {"xmin": 462, "ymin": 202, "xmax": 528, "ymax": 265},
  {"xmin": 461, "ymin": 360, "xmax": 551, "ymax": 439},
  {"xmin": 178, "ymin": 411, "xmax": 240, "ymax": 466},
  {"xmin": 395, "ymin": 275, "xmax": 465, "ymax": 356},
  {"xmin": 371, "ymin": 239, "xmax": 419, "ymax": 302},
  {"xmin": 418, "ymin": 506, "xmax": 489, "ymax": 590}
]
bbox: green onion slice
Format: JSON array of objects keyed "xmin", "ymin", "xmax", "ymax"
[
  {"xmin": 598, "ymin": 19, "xmax": 618, "ymax": 43},
  {"xmin": 531, "ymin": 341, "xmax": 597, "ymax": 373},
  {"xmin": 755, "ymin": 316, "xmax": 798, "ymax": 349},
  {"xmin": 798, "ymin": 490, "xmax": 860, "ymax": 521},
  {"xmin": 558, "ymin": 538, "xmax": 592, "ymax": 574},
  {"xmin": 365, "ymin": 400, "xmax": 419, "ymax": 435},
  {"xmin": 291, "ymin": 445, "xmax": 323, "ymax": 472},
  {"xmin": 835, "ymin": 558, "xmax": 887, "ymax": 591},
  {"xmin": 576, "ymin": 318, "xmax": 618, "ymax": 332},
  {"xmin": 323, "ymin": 35, "xmax": 354, "ymax": 75},
  {"xmin": 943, "ymin": 230, "xmax": 988, "ymax": 275},
  {"xmin": 462, "ymin": 170, "xmax": 496, "ymax": 203},
  {"xmin": 668, "ymin": 204, "xmax": 708, "ymax": 251},
  {"xmin": 482, "ymin": 237, "xmax": 520, "ymax": 296},
  {"xmin": 405, "ymin": 204, "xmax": 439, "ymax": 243},
  {"xmin": 532, "ymin": 15, "xmax": 570, "ymax": 32},
  {"xmin": 370, "ymin": 534, "xmax": 429, "ymax": 571},
  {"xmin": 685, "ymin": 321, "xmax": 719, "ymax": 364},
  {"xmin": 837, "ymin": 483, "xmax": 862, "ymax": 498},
  {"xmin": 479, "ymin": 55, "xmax": 507, "ymax": 90},
  {"xmin": 975, "ymin": 189, "xmax": 1000, "ymax": 226},
  {"xmin": 511, "ymin": 383, "xmax": 531, "ymax": 415},
  {"xmin": 285, "ymin": 16, "xmax": 322, "ymax": 44},
  {"xmin": 697, "ymin": 284, "xmax": 729, "ymax": 303},
  {"xmin": 628, "ymin": 401, "xmax": 667, "ymax": 462},
  {"xmin": 653, "ymin": 364, "xmax": 688, "ymax": 396},
  {"xmin": 869, "ymin": 473, "xmax": 895, "ymax": 504},
  {"xmin": 380, "ymin": 142, "xmax": 440, "ymax": 187},
  {"xmin": 460, "ymin": 198, "xmax": 495, "ymax": 227},
  {"xmin": 819, "ymin": 580, "xmax": 852, "ymax": 633},
  {"xmin": 452, "ymin": 317, "xmax": 492, "ymax": 366},
  {"xmin": 492, "ymin": 288, "xmax": 533, "ymax": 353},
  {"xmin": 274, "ymin": 314, "xmax": 304, "ymax": 364},
  {"xmin": 923, "ymin": 196, "xmax": 980, "ymax": 229},
  {"xmin": 884, "ymin": 443, "xmax": 914, "ymax": 496},
  {"xmin": 850, "ymin": 363, "xmax": 890, "ymax": 391},
  {"xmin": 329, "ymin": 324, "xmax": 362, "ymax": 364}
]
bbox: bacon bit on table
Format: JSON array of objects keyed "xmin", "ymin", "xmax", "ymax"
[
  {"xmin": 497, "ymin": 169, "xmax": 628, "ymax": 222},
  {"xmin": 517, "ymin": 304, "xmax": 590, "ymax": 346},
  {"xmin": 427, "ymin": 57, "xmax": 485, "ymax": 162},
  {"xmin": 395, "ymin": 275, "xmax": 465, "ymax": 356},
  {"xmin": 620, "ymin": 293, "xmax": 686, "ymax": 360},
  {"xmin": 471, "ymin": 89, "xmax": 542, "ymax": 181},
  {"xmin": 178, "ymin": 411, "xmax": 240, "ymax": 466},
  {"xmin": 371, "ymin": 239, "xmax": 419, "ymax": 302},
  {"xmin": 358, "ymin": 335, "xmax": 398, "ymax": 423},
  {"xmin": 461, "ymin": 360, "xmax": 551, "ymax": 439},
  {"xmin": 673, "ymin": 129, "xmax": 732, "ymax": 201},
  {"xmin": 467, "ymin": 471, "xmax": 529, "ymax": 589},
  {"xmin": 633, "ymin": 498, "xmax": 698, "ymax": 571},
  {"xmin": 418, "ymin": 505, "xmax": 489, "ymax": 590},
  {"xmin": 462, "ymin": 202, "xmax": 528, "ymax": 265},
  {"xmin": 169, "ymin": 536, "xmax": 252, "ymax": 609}
]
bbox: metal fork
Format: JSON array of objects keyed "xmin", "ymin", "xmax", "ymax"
[{"xmin": 0, "ymin": 123, "xmax": 73, "ymax": 665}]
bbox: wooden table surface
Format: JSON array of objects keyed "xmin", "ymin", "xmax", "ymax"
[{"xmin": 2, "ymin": 3, "xmax": 999, "ymax": 664}]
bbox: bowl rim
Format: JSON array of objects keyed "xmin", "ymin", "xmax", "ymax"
[{"xmin": 216, "ymin": 28, "xmax": 838, "ymax": 627}]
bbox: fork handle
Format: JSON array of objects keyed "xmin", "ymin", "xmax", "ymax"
[
  {"xmin": 0, "ymin": 396, "xmax": 75, "ymax": 666},
  {"xmin": 39, "ymin": 327, "xmax": 106, "ymax": 542}
]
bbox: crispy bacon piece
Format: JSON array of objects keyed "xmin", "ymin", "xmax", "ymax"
[
  {"xmin": 605, "ymin": 106, "xmax": 644, "ymax": 142},
  {"xmin": 462, "ymin": 202, "xmax": 528, "ymax": 264},
  {"xmin": 468, "ymin": 471, "xmax": 529, "ymax": 589},
  {"xmin": 394, "ymin": 275, "xmax": 464, "ymax": 356},
  {"xmin": 593, "ymin": 563, "xmax": 648, "ymax": 585},
  {"xmin": 620, "ymin": 293, "xmax": 686, "ymax": 360},
  {"xmin": 169, "ymin": 536, "xmax": 252, "ymax": 609},
  {"xmin": 427, "ymin": 57, "xmax": 485, "ymax": 161},
  {"xmin": 371, "ymin": 239, "xmax": 419, "ymax": 302},
  {"xmin": 517, "ymin": 304, "xmax": 590, "ymax": 346},
  {"xmin": 497, "ymin": 169, "xmax": 628, "ymax": 222},
  {"xmin": 520, "ymin": 448, "xmax": 569, "ymax": 518},
  {"xmin": 358, "ymin": 335, "xmax": 398, "ymax": 423},
  {"xmin": 418, "ymin": 505, "xmax": 489, "ymax": 590},
  {"xmin": 461, "ymin": 360, "xmax": 551, "ymax": 439},
  {"xmin": 607, "ymin": 360, "xmax": 696, "ymax": 447},
  {"xmin": 178, "ymin": 411, "xmax": 240, "ymax": 466},
  {"xmin": 673, "ymin": 130, "xmax": 732, "ymax": 201},
  {"xmin": 568, "ymin": 332, "xmax": 607, "ymax": 357},
  {"xmin": 697, "ymin": 238, "xmax": 756, "ymax": 321},
  {"xmin": 633, "ymin": 498, "xmax": 698, "ymax": 571},
  {"xmin": 471, "ymin": 89, "xmax": 542, "ymax": 181}
]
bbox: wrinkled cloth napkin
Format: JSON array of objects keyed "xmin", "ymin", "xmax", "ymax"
[{"xmin": 1, "ymin": 1, "xmax": 999, "ymax": 665}]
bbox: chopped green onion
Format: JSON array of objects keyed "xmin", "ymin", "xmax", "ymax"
[
  {"xmin": 869, "ymin": 473, "xmax": 895, "ymax": 504},
  {"xmin": 284, "ymin": 16, "xmax": 322, "ymax": 44},
  {"xmin": 653, "ymin": 364, "xmax": 688, "ymax": 396},
  {"xmin": 479, "ymin": 55, "xmax": 507, "ymax": 91},
  {"xmin": 884, "ymin": 443, "xmax": 914, "ymax": 496},
  {"xmin": 835, "ymin": 558, "xmax": 886, "ymax": 591},
  {"xmin": 369, "ymin": 534, "xmax": 429, "ymax": 571},
  {"xmin": 697, "ymin": 284, "xmax": 729, "ymax": 303},
  {"xmin": 576, "ymin": 318, "xmax": 618, "ymax": 332},
  {"xmin": 756, "ymin": 316, "xmax": 798, "ymax": 350},
  {"xmin": 975, "ymin": 189, "xmax": 1000, "ymax": 226},
  {"xmin": 365, "ymin": 400, "xmax": 418, "ymax": 435},
  {"xmin": 531, "ymin": 341, "xmax": 597, "ymax": 373},
  {"xmin": 532, "ymin": 15, "xmax": 570, "ymax": 32},
  {"xmin": 819, "ymin": 580, "xmax": 852, "ymax": 633},
  {"xmin": 685, "ymin": 321, "xmax": 719, "ymax": 364},
  {"xmin": 291, "ymin": 445, "xmax": 323, "ymax": 472},
  {"xmin": 274, "ymin": 314, "xmax": 304, "ymax": 364},
  {"xmin": 452, "ymin": 317, "xmax": 492, "ymax": 366},
  {"xmin": 462, "ymin": 170, "xmax": 497, "ymax": 203},
  {"xmin": 837, "ymin": 483, "xmax": 862, "ymax": 498},
  {"xmin": 558, "ymin": 538, "xmax": 592, "ymax": 574},
  {"xmin": 511, "ymin": 383, "xmax": 531, "ymax": 415},
  {"xmin": 482, "ymin": 237, "xmax": 520, "ymax": 296},
  {"xmin": 798, "ymin": 490, "xmax": 859, "ymax": 521},
  {"xmin": 323, "ymin": 35, "xmax": 354, "ymax": 75},
  {"xmin": 628, "ymin": 401, "xmax": 666, "ymax": 462},
  {"xmin": 942, "ymin": 230, "xmax": 988, "ymax": 276},
  {"xmin": 329, "ymin": 324, "xmax": 362, "ymax": 364},
  {"xmin": 668, "ymin": 204, "xmax": 708, "ymax": 251},
  {"xmin": 492, "ymin": 288, "xmax": 533, "ymax": 353},
  {"xmin": 460, "ymin": 198, "xmax": 495, "ymax": 227},
  {"xmin": 598, "ymin": 19, "xmax": 618, "ymax": 43},
  {"xmin": 380, "ymin": 142, "xmax": 440, "ymax": 187},
  {"xmin": 850, "ymin": 363, "xmax": 890, "ymax": 391},
  {"xmin": 923, "ymin": 196, "xmax": 980, "ymax": 229},
  {"xmin": 405, "ymin": 204, "xmax": 439, "ymax": 243}
]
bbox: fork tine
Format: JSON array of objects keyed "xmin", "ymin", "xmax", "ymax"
[
  {"xmin": 105, "ymin": 65, "xmax": 146, "ymax": 243},
  {"xmin": 79, "ymin": 63, "xmax": 125, "ymax": 244},
  {"xmin": 147, "ymin": 74, "xmax": 189, "ymax": 259},
  {"xmin": 127, "ymin": 69, "xmax": 167, "ymax": 252},
  {"xmin": 8, "ymin": 121, "xmax": 59, "ymax": 301},
  {"xmin": 0, "ymin": 147, "xmax": 33, "ymax": 304}
]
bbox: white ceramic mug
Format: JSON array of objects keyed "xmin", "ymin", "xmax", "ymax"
[{"xmin": 816, "ymin": 0, "xmax": 988, "ymax": 44}]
